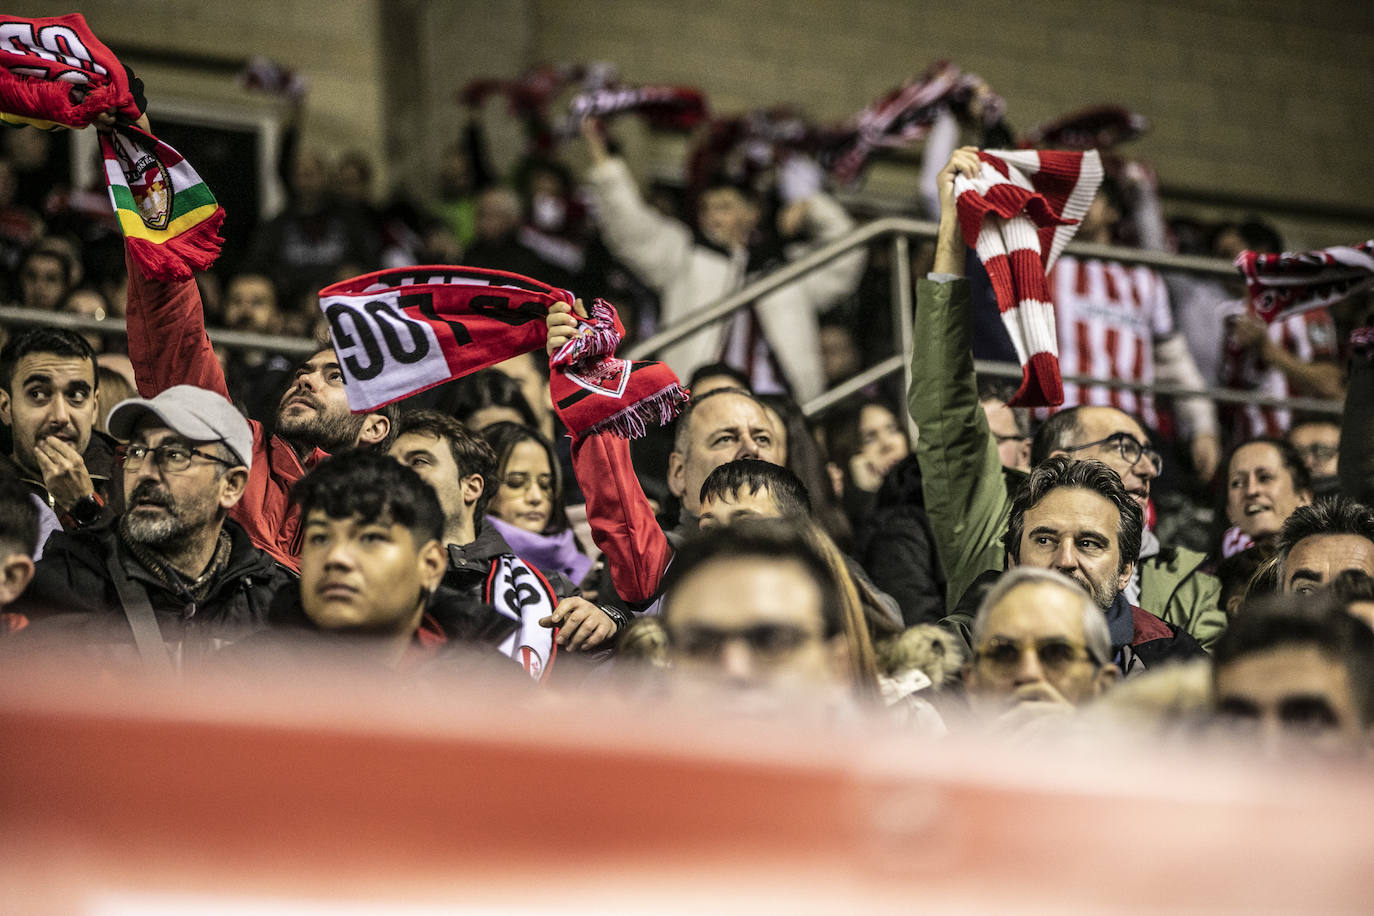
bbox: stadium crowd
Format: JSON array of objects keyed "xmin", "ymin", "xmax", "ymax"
[{"xmin": 2, "ymin": 48, "xmax": 1374, "ymax": 761}]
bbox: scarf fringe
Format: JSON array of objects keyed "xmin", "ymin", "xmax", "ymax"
[
  {"xmin": 575, "ymin": 383, "xmax": 689, "ymax": 441},
  {"xmin": 125, "ymin": 206, "xmax": 226, "ymax": 282},
  {"xmin": 550, "ymin": 298, "xmax": 622, "ymax": 366}
]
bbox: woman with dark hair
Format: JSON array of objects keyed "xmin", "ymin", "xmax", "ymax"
[
  {"xmin": 480, "ymin": 421, "xmax": 592, "ymax": 588},
  {"xmin": 1218, "ymin": 437, "xmax": 1313, "ymax": 559},
  {"xmin": 822, "ymin": 396, "xmax": 911, "ymax": 529}
]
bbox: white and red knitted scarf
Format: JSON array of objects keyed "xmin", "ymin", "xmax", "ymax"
[
  {"xmin": 317, "ymin": 266, "xmax": 686, "ymax": 439},
  {"xmin": 1236, "ymin": 241, "xmax": 1374, "ymax": 324},
  {"xmin": 954, "ymin": 149, "xmax": 1103, "ymax": 406}
]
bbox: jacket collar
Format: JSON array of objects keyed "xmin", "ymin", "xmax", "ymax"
[{"xmin": 446, "ymin": 522, "xmax": 514, "ymax": 571}]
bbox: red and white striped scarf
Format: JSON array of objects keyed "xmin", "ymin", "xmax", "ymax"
[
  {"xmin": 954, "ymin": 149, "xmax": 1103, "ymax": 406},
  {"xmin": 1236, "ymin": 241, "xmax": 1374, "ymax": 324}
]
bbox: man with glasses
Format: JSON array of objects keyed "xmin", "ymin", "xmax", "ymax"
[
  {"xmin": 908, "ymin": 149, "xmax": 1225, "ymax": 650},
  {"xmin": 660, "ymin": 519, "xmax": 862, "ymax": 717},
  {"xmin": 6, "ymin": 386, "xmax": 291, "ymax": 670},
  {"xmin": 965, "ymin": 567, "xmax": 1120, "ymax": 728}
]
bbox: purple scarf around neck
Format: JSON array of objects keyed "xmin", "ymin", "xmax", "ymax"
[{"xmin": 485, "ymin": 514, "xmax": 593, "ymax": 585}]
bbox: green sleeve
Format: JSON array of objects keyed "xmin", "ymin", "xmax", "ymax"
[{"xmin": 908, "ymin": 277, "xmax": 1011, "ymax": 610}]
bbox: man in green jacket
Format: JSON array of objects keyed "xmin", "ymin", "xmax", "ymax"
[{"xmin": 909, "ymin": 147, "xmax": 1225, "ymax": 651}]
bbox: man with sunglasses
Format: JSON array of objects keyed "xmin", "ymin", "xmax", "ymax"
[
  {"xmin": 965, "ymin": 567, "xmax": 1120, "ymax": 728},
  {"xmin": 6, "ymin": 386, "xmax": 291, "ymax": 670},
  {"xmin": 908, "ymin": 149, "xmax": 1224, "ymax": 651}
]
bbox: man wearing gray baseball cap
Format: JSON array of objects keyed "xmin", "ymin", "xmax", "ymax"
[{"xmin": 6, "ymin": 385, "xmax": 292, "ymax": 673}]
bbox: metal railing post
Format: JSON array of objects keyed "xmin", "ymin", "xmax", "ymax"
[{"xmin": 889, "ymin": 233, "xmax": 916, "ymax": 443}]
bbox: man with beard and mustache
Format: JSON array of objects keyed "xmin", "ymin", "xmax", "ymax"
[
  {"xmin": 124, "ymin": 206, "xmax": 394, "ymax": 570},
  {"xmin": 907, "ymin": 148, "xmax": 1225, "ymax": 651},
  {"xmin": 5, "ymin": 386, "xmax": 291, "ymax": 670},
  {"xmin": 0, "ymin": 328, "xmax": 118, "ymax": 541},
  {"xmin": 949, "ymin": 456, "xmax": 1205, "ymax": 674}
]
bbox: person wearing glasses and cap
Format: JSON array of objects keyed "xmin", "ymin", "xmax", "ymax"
[
  {"xmin": 908, "ymin": 149, "xmax": 1225, "ymax": 652},
  {"xmin": 4, "ymin": 385, "xmax": 293, "ymax": 672}
]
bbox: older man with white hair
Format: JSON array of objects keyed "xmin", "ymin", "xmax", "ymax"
[{"xmin": 964, "ymin": 567, "xmax": 1121, "ymax": 726}]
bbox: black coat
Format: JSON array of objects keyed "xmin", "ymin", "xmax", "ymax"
[
  {"xmin": 855, "ymin": 455, "xmax": 948, "ymax": 627},
  {"xmin": 7, "ymin": 517, "xmax": 292, "ymax": 664}
]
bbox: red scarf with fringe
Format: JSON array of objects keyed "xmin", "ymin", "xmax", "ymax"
[{"xmin": 317, "ymin": 266, "xmax": 687, "ymax": 439}]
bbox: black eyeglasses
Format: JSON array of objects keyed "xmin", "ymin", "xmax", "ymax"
[
  {"xmin": 974, "ymin": 637, "xmax": 1103, "ymax": 676},
  {"xmin": 672, "ymin": 623, "xmax": 821, "ymax": 662},
  {"xmin": 1294, "ymin": 443, "xmax": 1339, "ymax": 464},
  {"xmin": 118, "ymin": 443, "xmax": 235, "ymax": 473},
  {"xmin": 1061, "ymin": 432, "xmax": 1163, "ymax": 475}
]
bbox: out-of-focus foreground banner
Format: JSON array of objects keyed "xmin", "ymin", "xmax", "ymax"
[{"xmin": 2, "ymin": 658, "xmax": 1372, "ymax": 915}]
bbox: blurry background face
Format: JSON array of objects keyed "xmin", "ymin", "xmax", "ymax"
[
  {"xmin": 665, "ymin": 557, "xmax": 842, "ymax": 714},
  {"xmin": 1213, "ymin": 645, "xmax": 1364, "ymax": 758},
  {"xmin": 1288, "ymin": 422, "xmax": 1340, "ymax": 479},
  {"xmin": 856, "ymin": 404, "xmax": 908, "ymax": 481},
  {"xmin": 697, "ymin": 187, "xmax": 757, "ymax": 249},
  {"xmin": 224, "ymin": 275, "xmax": 281, "ymax": 334},
  {"xmin": 20, "ymin": 253, "xmax": 67, "ymax": 310},
  {"xmin": 966, "ymin": 581, "xmax": 1109, "ymax": 712},
  {"xmin": 490, "ymin": 439, "xmax": 553, "ymax": 533},
  {"xmin": 1226, "ymin": 442, "xmax": 1309, "ymax": 541}
]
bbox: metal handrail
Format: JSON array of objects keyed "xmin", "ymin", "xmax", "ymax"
[{"xmin": 0, "ymin": 221, "xmax": 1341, "ymax": 418}]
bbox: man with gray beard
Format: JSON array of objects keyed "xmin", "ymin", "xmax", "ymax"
[{"xmin": 5, "ymin": 387, "xmax": 292, "ymax": 672}]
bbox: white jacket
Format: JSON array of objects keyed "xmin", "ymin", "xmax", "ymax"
[{"xmin": 586, "ymin": 157, "xmax": 866, "ymax": 402}]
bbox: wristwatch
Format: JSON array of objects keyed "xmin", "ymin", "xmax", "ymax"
[{"xmin": 64, "ymin": 492, "xmax": 105, "ymax": 529}]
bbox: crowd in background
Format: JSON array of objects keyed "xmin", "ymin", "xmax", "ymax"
[{"xmin": 1, "ymin": 56, "xmax": 1373, "ymax": 760}]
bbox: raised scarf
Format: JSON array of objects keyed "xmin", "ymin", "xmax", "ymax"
[
  {"xmin": 824, "ymin": 61, "xmax": 1005, "ymax": 186},
  {"xmin": 0, "ymin": 13, "xmax": 225, "ymax": 282},
  {"xmin": 1236, "ymin": 241, "xmax": 1374, "ymax": 324},
  {"xmin": 954, "ymin": 148, "xmax": 1103, "ymax": 406},
  {"xmin": 318, "ymin": 266, "xmax": 687, "ymax": 440}
]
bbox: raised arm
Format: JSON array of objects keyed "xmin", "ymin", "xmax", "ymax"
[
  {"xmin": 907, "ymin": 148, "xmax": 1013, "ymax": 610},
  {"xmin": 580, "ymin": 118, "xmax": 694, "ymax": 293},
  {"xmin": 124, "ymin": 253, "xmax": 229, "ymax": 400}
]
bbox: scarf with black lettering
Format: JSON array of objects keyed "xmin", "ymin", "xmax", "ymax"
[
  {"xmin": 318, "ymin": 265, "xmax": 687, "ymax": 439},
  {"xmin": 485, "ymin": 552, "xmax": 558, "ymax": 682},
  {"xmin": 1236, "ymin": 241, "xmax": 1374, "ymax": 324}
]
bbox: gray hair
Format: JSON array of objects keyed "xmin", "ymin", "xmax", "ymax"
[{"xmin": 971, "ymin": 567, "xmax": 1112, "ymax": 666}]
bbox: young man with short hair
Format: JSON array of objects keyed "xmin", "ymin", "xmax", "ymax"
[
  {"xmin": 389, "ymin": 409, "xmax": 619, "ymax": 677},
  {"xmin": 0, "ymin": 327, "xmax": 117, "ymax": 533}
]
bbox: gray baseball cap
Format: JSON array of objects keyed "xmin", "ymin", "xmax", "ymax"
[{"xmin": 107, "ymin": 385, "xmax": 253, "ymax": 471}]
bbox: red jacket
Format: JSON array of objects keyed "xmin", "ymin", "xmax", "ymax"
[
  {"xmin": 571, "ymin": 432, "xmax": 673, "ymax": 606},
  {"xmin": 125, "ymin": 257, "xmax": 326, "ymax": 571}
]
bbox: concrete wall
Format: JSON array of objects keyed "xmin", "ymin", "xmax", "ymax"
[{"xmin": 7, "ymin": 1, "xmax": 1369, "ymax": 245}]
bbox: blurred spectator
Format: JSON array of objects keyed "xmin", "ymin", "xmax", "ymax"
[
  {"xmin": 94, "ymin": 365, "xmax": 135, "ymax": 434},
  {"xmin": 1212, "ymin": 593, "xmax": 1374, "ymax": 758},
  {"xmin": 964, "ymin": 567, "xmax": 1120, "ymax": 732},
  {"xmin": 1288, "ymin": 417, "xmax": 1342, "ymax": 493},
  {"xmin": 17, "ymin": 242, "xmax": 75, "ymax": 311},
  {"xmin": 247, "ymin": 146, "xmax": 380, "ymax": 321},
  {"xmin": 757, "ymin": 392, "xmax": 853, "ymax": 549},
  {"xmin": 822, "ymin": 397, "xmax": 910, "ymax": 529},
  {"xmin": 219, "ymin": 273, "xmax": 294, "ymax": 423},
  {"xmin": 462, "ymin": 186, "xmax": 578, "ymax": 291},
  {"xmin": 1330, "ymin": 570, "xmax": 1374, "ymax": 632},
  {"xmin": 1216, "ymin": 544, "xmax": 1275, "ymax": 621},
  {"xmin": 581, "ymin": 119, "xmax": 864, "ymax": 402},
  {"xmin": 0, "ymin": 474, "xmax": 38, "ymax": 612},
  {"xmin": 660, "ymin": 518, "xmax": 877, "ymax": 717},
  {"xmin": 854, "ymin": 453, "xmax": 946, "ymax": 627},
  {"xmin": 978, "ymin": 378, "xmax": 1031, "ymax": 473}
]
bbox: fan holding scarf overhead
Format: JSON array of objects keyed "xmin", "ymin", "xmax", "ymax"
[{"xmin": 0, "ymin": 12, "xmax": 225, "ymax": 281}]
